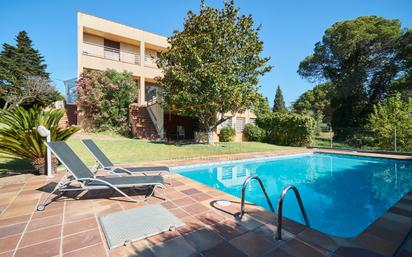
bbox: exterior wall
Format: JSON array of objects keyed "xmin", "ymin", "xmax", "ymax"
[
  {"xmin": 214, "ymin": 109, "xmax": 257, "ymax": 142},
  {"xmin": 77, "ymin": 12, "xmax": 167, "ymax": 106}
]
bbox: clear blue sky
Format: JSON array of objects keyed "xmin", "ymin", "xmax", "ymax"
[{"xmin": 1, "ymin": 0, "xmax": 411, "ymax": 107}]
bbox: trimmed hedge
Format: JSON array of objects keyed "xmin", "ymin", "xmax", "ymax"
[
  {"xmin": 257, "ymin": 113, "xmax": 315, "ymax": 146},
  {"xmin": 219, "ymin": 127, "xmax": 236, "ymax": 142},
  {"xmin": 243, "ymin": 123, "xmax": 264, "ymax": 142}
]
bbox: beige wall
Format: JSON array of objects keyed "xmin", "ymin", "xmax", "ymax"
[
  {"xmin": 77, "ymin": 12, "xmax": 167, "ymax": 106},
  {"xmin": 214, "ymin": 109, "xmax": 257, "ymax": 142}
]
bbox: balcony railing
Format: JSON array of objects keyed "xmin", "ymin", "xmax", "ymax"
[{"xmin": 82, "ymin": 41, "xmax": 141, "ymax": 65}]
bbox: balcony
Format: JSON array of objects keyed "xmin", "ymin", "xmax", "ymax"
[{"xmin": 82, "ymin": 41, "xmax": 141, "ymax": 65}]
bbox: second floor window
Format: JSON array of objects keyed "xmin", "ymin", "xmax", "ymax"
[{"xmin": 104, "ymin": 39, "xmax": 120, "ymax": 61}]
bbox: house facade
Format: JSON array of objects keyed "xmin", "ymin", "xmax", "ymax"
[{"xmin": 76, "ymin": 12, "xmax": 255, "ymax": 141}]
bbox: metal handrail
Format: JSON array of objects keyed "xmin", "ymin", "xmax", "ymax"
[
  {"xmin": 276, "ymin": 185, "xmax": 310, "ymax": 240},
  {"xmin": 237, "ymin": 176, "xmax": 275, "ymax": 219}
]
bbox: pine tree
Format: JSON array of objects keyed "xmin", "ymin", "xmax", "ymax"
[
  {"xmin": 273, "ymin": 85, "xmax": 287, "ymax": 112},
  {"xmin": 0, "ymin": 31, "xmax": 52, "ymax": 109},
  {"xmin": 15, "ymin": 31, "xmax": 48, "ymax": 78}
]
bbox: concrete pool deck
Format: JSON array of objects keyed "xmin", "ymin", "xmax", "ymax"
[{"xmin": 0, "ymin": 148, "xmax": 411, "ymax": 257}]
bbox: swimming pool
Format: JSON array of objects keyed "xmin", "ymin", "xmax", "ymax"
[{"xmin": 174, "ymin": 152, "xmax": 412, "ymax": 237}]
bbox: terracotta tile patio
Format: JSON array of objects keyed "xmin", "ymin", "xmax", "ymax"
[{"xmin": 0, "ymin": 149, "xmax": 411, "ymax": 257}]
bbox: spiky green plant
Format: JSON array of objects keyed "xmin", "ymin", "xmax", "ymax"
[{"xmin": 0, "ymin": 106, "xmax": 80, "ymax": 174}]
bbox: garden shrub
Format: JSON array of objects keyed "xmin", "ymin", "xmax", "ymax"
[
  {"xmin": 0, "ymin": 106, "xmax": 79, "ymax": 174},
  {"xmin": 243, "ymin": 123, "xmax": 264, "ymax": 142},
  {"xmin": 219, "ymin": 127, "xmax": 236, "ymax": 142},
  {"xmin": 368, "ymin": 94, "xmax": 412, "ymax": 152},
  {"xmin": 257, "ymin": 113, "xmax": 315, "ymax": 146},
  {"xmin": 76, "ymin": 69, "xmax": 137, "ymax": 136}
]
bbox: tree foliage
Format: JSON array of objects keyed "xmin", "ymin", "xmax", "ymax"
[
  {"xmin": 157, "ymin": 0, "xmax": 271, "ymax": 141},
  {"xmin": 391, "ymin": 29, "xmax": 412, "ymax": 98},
  {"xmin": 272, "ymin": 85, "xmax": 287, "ymax": 112},
  {"xmin": 298, "ymin": 16, "xmax": 410, "ymax": 137},
  {"xmin": 243, "ymin": 123, "xmax": 264, "ymax": 142},
  {"xmin": 0, "ymin": 31, "xmax": 54, "ymax": 109},
  {"xmin": 257, "ymin": 112, "xmax": 315, "ymax": 146},
  {"xmin": 292, "ymin": 82, "xmax": 335, "ymax": 124},
  {"xmin": 219, "ymin": 126, "xmax": 236, "ymax": 142},
  {"xmin": 253, "ymin": 93, "xmax": 271, "ymax": 118},
  {"xmin": 0, "ymin": 106, "xmax": 79, "ymax": 174},
  {"xmin": 76, "ymin": 69, "xmax": 137, "ymax": 135},
  {"xmin": 368, "ymin": 94, "xmax": 412, "ymax": 152},
  {"xmin": 2, "ymin": 76, "xmax": 60, "ymax": 111}
]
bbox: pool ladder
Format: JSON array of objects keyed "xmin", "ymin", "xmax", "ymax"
[{"xmin": 237, "ymin": 176, "xmax": 310, "ymax": 240}]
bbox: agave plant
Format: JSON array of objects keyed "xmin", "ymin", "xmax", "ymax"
[{"xmin": 0, "ymin": 106, "xmax": 80, "ymax": 174}]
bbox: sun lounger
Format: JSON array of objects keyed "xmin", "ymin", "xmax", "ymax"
[
  {"xmin": 36, "ymin": 141, "xmax": 165, "ymax": 211},
  {"xmin": 81, "ymin": 139, "xmax": 172, "ymax": 184}
]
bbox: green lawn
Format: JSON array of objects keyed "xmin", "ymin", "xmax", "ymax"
[
  {"xmin": 0, "ymin": 135, "xmax": 299, "ymax": 174},
  {"xmin": 311, "ymin": 138, "xmax": 354, "ymax": 149}
]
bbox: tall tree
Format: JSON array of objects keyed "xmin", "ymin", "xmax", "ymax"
[
  {"xmin": 15, "ymin": 31, "xmax": 48, "ymax": 78},
  {"xmin": 157, "ymin": 0, "xmax": 271, "ymax": 143},
  {"xmin": 391, "ymin": 29, "xmax": 412, "ymax": 98},
  {"xmin": 292, "ymin": 82, "xmax": 335, "ymax": 124},
  {"xmin": 272, "ymin": 85, "xmax": 287, "ymax": 112},
  {"xmin": 298, "ymin": 16, "xmax": 409, "ymax": 137},
  {"xmin": 0, "ymin": 31, "xmax": 51, "ymax": 110},
  {"xmin": 253, "ymin": 93, "xmax": 271, "ymax": 118}
]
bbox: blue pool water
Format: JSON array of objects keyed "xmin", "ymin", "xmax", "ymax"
[{"xmin": 175, "ymin": 153, "xmax": 412, "ymax": 237}]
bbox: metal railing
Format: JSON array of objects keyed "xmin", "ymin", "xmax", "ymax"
[
  {"xmin": 276, "ymin": 185, "xmax": 310, "ymax": 240},
  {"xmin": 311, "ymin": 126, "xmax": 412, "ymax": 153},
  {"xmin": 236, "ymin": 176, "xmax": 275, "ymax": 219},
  {"xmin": 82, "ymin": 41, "xmax": 141, "ymax": 65}
]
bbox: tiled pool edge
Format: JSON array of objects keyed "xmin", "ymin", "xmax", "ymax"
[{"xmin": 169, "ymin": 152, "xmax": 314, "ymax": 171}]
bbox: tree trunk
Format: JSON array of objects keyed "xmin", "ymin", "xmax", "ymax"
[
  {"xmin": 31, "ymin": 156, "xmax": 58, "ymax": 175},
  {"xmin": 31, "ymin": 157, "xmax": 46, "ymax": 175},
  {"xmin": 207, "ymin": 131, "xmax": 214, "ymax": 145}
]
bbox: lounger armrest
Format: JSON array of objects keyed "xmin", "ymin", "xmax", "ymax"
[
  {"xmin": 83, "ymin": 177, "xmax": 119, "ymax": 188},
  {"xmin": 111, "ymin": 166, "xmax": 133, "ymax": 175}
]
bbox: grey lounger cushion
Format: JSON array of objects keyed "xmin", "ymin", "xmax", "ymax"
[
  {"xmin": 113, "ymin": 166, "xmax": 169, "ymax": 174},
  {"xmin": 88, "ymin": 176, "xmax": 164, "ymax": 188},
  {"xmin": 99, "ymin": 204, "xmax": 184, "ymax": 249}
]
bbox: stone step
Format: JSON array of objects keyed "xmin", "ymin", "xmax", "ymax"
[{"xmin": 130, "ymin": 105, "xmax": 160, "ymax": 140}]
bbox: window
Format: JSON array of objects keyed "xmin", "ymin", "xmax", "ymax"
[
  {"xmin": 145, "ymin": 83, "xmax": 162, "ymax": 102},
  {"xmin": 221, "ymin": 117, "xmax": 232, "ymax": 128},
  {"xmin": 249, "ymin": 118, "xmax": 256, "ymax": 125},
  {"xmin": 235, "ymin": 117, "xmax": 245, "ymax": 132},
  {"xmin": 104, "ymin": 39, "xmax": 120, "ymax": 61}
]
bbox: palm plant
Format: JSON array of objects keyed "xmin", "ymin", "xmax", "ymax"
[{"xmin": 0, "ymin": 106, "xmax": 80, "ymax": 174}]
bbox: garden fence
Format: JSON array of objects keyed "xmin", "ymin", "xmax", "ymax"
[{"xmin": 310, "ymin": 126, "xmax": 412, "ymax": 153}]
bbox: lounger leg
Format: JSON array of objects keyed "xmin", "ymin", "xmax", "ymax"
[
  {"xmin": 148, "ymin": 185, "xmax": 166, "ymax": 201},
  {"xmin": 160, "ymin": 185, "xmax": 167, "ymax": 201},
  {"xmin": 168, "ymin": 172, "xmax": 173, "ymax": 187},
  {"xmin": 37, "ymin": 183, "xmax": 63, "ymax": 211},
  {"xmin": 110, "ymin": 186, "xmax": 138, "ymax": 202}
]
